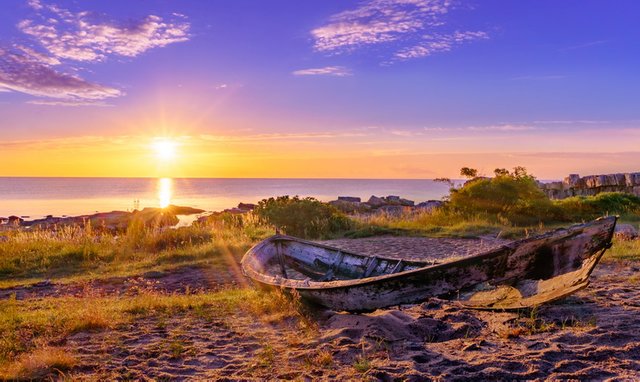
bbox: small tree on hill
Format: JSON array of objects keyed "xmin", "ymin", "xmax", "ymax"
[{"xmin": 460, "ymin": 167, "xmax": 478, "ymax": 179}]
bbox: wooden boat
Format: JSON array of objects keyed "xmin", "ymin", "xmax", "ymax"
[{"xmin": 241, "ymin": 216, "xmax": 617, "ymax": 311}]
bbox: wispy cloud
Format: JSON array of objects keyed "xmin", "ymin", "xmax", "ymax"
[
  {"xmin": 561, "ymin": 40, "xmax": 607, "ymax": 51},
  {"xmin": 292, "ymin": 66, "xmax": 352, "ymax": 77},
  {"xmin": 311, "ymin": 0, "xmax": 487, "ymax": 62},
  {"xmin": 199, "ymin": 131, "xmax": 367, "ymax": 142},
  {"xmin": 0, "ymin": 46, "xmax": 121, "ymax": 100},
  {"xmin": 312, "ymin": 0, "xmax": 450, "ymax": 52},
  {"xmin": 394, "ymin": 30, "xmax": 488, "ymax": 60},
  {"xmin": 19, "ymin": 0, "xmax": 190, "ymax": 62},
  {"xmin": 422, "ymin": 124, "xmax": 539, "ymax": 132},
  {"xmin": 26, "ymin": 99, "xmax": 113, "ymax": 107},
  {"xmin": 532, "ymin": 120, "xmax": 611, "ymax": 125}
]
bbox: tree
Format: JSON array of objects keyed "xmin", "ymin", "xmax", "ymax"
[
  {"xmin": 494, "ymin": 168, "xmax": 510, "ymax": 177},
  {"xmin": 460, "ymin": 167, "xmax": 478, "ymax": 179}
]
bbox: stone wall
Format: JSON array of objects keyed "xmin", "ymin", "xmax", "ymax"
[{"xmin": 540, "ymin": 173, "xmax": 640, "ymax": 199}]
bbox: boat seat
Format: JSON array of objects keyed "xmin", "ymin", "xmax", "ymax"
[
  {"xmin": 362, "ymin": 257, "xmax": 380, "ymax": 278},
  {"xmin": 390, "ymin": 260, "xmax": 404, "ymax": 274}
]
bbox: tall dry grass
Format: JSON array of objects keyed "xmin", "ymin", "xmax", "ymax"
[{"xmin": 0, "ymin": 214, "xmax": 274, "ymax": 284}]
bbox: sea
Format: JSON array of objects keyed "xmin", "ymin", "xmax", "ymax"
[{"xmin": 0, "ymin": 177, "xmax": 457, "ymax": 219}]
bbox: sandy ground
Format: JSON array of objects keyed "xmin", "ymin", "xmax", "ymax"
[{"xmin": 3, "ymin": 236, "xmax": 640, "ymax": 380}]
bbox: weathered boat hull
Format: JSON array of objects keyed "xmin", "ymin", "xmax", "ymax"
[{"xmin": 241, "ymin": 217, "xmax": 616, "ymax": 311}]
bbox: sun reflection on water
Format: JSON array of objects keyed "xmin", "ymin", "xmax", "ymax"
[{"xmin": 158, "ymin": 177, "xmax": 173, "ymax": 208}]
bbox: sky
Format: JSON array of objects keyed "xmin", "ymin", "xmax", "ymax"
[{"xmin": 1, "ymin": 0, "xmax": 639, "ymax": 179}]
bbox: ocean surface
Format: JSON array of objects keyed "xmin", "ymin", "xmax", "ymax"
[{"xmin": 0, "ymin": 177, "xmax": 456, "ymax": 219}]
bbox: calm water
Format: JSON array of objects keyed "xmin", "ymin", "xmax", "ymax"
[{"xmin": 0, "ymin": 177, "xmax": 455, "ymax": 219}]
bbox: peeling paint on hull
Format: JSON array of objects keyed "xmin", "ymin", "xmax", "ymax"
[{"xmin": 241, "ymin": 217, "xmax": 617, "ymax": 312}]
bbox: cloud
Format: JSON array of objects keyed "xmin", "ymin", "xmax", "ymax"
[
  {"xmin": 394, "ymin": 30, "xmax": 488, "ymax": 60},
  {"xmin": 292, "ymin": 66, "xmax": 352, "ymax": 77},
  {"xmin": 310, "ymin": 0, "xmax": 487, "ymax": 62},
  {"xmin": 18, "ymin": 3, "xmax": 190, "ymax": 62},
  {"xmin": 0, "ymin": 46, "xmax": 122, "ymax": 100},
  {"xmin": 532, "ymin": 120, "xmax": 611, "ymax": 125},
  {"xmin": 199, "ymin": 131, "xmax": 368, "ymax": 142},
  {"xmin": 27, "ymin": 99, "xmax": 112, "ymax": 107},
  {"xmin": 312, "ymin": 0, "xmax": 451, "ymax": 52},
  {"xmin": 561, "ymin": 40, "xmax": 607, "ymax": 51},
  {"xmin": 0, "ymin": 1, "xmax": 190, "ymax": 104},
  {"xmin": 422, "ymin": 124, "xmax": 539, "ymax": 132}
]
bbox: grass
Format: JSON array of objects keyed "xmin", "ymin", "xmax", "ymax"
[
  {"xmin": 0, "ymin": 288, "xmax": 308, "ymax": 377},
  {"xmin": 604, "ymin": 238, "xmax": 640, "ymax": 263},
  {"xmin": 0, "ymin": 218, "xmax": 273, "ymax": 287},
  {"xmin": 1, "ymin": 347, "xmax": 77, "ymax": 380},
  {"xmin": 502, "ymin": 307, "xmax": 599, "ymax": 339},
  {"xmin": 345, "ymin": 208, "xmax": 552, "ymax": 239}
]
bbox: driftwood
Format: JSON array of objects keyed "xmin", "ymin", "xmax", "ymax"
[{"xmin": 241, "ymin": 217, "xmax": 617, "ymax": 311}]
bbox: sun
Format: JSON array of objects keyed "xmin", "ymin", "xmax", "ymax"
[{"xmin": 152, "ymin": 138, "xmax": 177, "ymax": 161}]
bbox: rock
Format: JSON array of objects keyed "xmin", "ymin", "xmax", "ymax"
[
  {"xmin": 583, "ymin": 175, "xmax": 598, "ymax": 189},
  {"xmin": 367, "ymin": 195, "xmax": 387, "ymax": 208},
  {"xmin": 399, "ymin": 198, "xmax": 415, "ymax": 206},
  {"xmin": 564, "ymin": 174, "xmax": 580, "ymax": 187},
  {"xmin": 237, "ymin": 203, "xmax": 256, "ymax": 211},
  {"xmin": 384, "ymin": 195, "xmax": 401, "ymax": 204},
  {"xmin": 614, "ymin": 224, "xmax": 638, "ymax": 241},
  {"xmin": 164, "ymin": 205, "xmax": 205, "ymax": 215},
  {"xmin": 7, "ymin": 216, "xmax": 23, "ymax": 226},
  {"xmin": 338, "ymin": 196, "xmax": 361, "ymax": 203},
  {"xmin": 416, "ymin": 200, "xmax": 444, "ymax": 211}
]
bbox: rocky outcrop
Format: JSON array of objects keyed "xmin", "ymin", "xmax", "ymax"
[
  {"xmin": 338, "ymin": 196, "xmax": 361, "ymax": 203},
  {"xmin": 540, "ymin": 172, "xmax": 640, "ymax": 199},
  {"xmin": 329, "ymin": 195, "xmax": 437, "ymax": 215},
  {"xmin": 10, "ymin": 205, "xmax": 204, "ymax": 231},
  {"xmin": 367, "ymin": 196, "xmax": 387, "ymax": 208},
  {"xmin": 416, "ymin": 200, "xmax": 445, "ymax": 211}
]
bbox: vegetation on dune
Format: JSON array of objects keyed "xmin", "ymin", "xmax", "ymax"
[{"xmin": 254, "ymin": 195, "xmax": 352, "ymax": 239}]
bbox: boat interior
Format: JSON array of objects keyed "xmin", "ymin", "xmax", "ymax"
[{"xmin": 258, "ymin": 237, "xmax": 431, "ymax": 281}]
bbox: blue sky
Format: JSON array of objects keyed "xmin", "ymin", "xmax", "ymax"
[{"xmin": 1, "ymin": 0, "xmax": 639, "ymax": 178}]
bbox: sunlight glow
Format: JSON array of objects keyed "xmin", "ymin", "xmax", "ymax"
[
  {"xmin": 158, "ymin": 177, "xmax": 173, "ymax": 208},
  {"xmin": 152, "ymin": 138, "xmax": 177, "ymax": 161}
]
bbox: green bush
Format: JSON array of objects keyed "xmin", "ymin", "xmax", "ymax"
[
  {"xmin": 253, "ymin": 196, "xmax": 351, "ymax": 239},
  {"xmin": 555, "ymin": 192, "xmax": 640, "ymax": 221},
  {"xmin": 449, "ymin": 167, "xmax": 557, "ymax": 225}
]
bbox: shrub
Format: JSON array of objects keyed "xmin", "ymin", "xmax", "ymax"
[
  {"xmin": 449, "ymin": 167, "xmax": 557, "ymax": 225},
  {"xmin": 254, "ymin": 196, "xmax": 351, "ymax": 238},
  {"xmin": 555, "ymin": 192, "xmax": 640, "ymax": 221}
]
